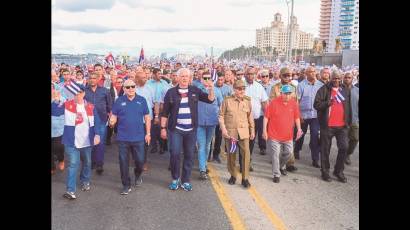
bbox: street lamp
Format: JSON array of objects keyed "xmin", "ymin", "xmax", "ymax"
[{"xmin": 285, "ymin": 0, "xmax": 294, "ymax": 63}]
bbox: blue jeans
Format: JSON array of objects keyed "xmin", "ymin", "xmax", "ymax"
[
  {"xmin": 65, "ymin": 146, "xmax": 92, "ymax": 193},
  {"xmin": 169, "ymin": 128, "xmax": 196, "ymax": 183},
  {"xmin": 294, "ymin": 118, "xmax": 320, "ymax": 161},
  {"xmin": 197, "ymin": 125, "xmax": 216, "ymax": 172},
  {"xmin": 92, "ymin": 124, "xmax": 107, "ymax": 167},
  {"xmin": 118, "ymin": 141, "xmax": 145, "ymax": 188}
]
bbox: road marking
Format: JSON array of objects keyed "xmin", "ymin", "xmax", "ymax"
[
  {"xmin": 248, "ymin": 187, "xmax": 288, "ymax": 230},
  {"xmin": 208, "ymin": 164, "xmax": 247, "ymax": 230}
]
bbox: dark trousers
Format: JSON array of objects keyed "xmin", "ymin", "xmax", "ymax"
[
  {"xmin": 250, "ymin": 116, "xmax": 266, "ymax": 153},
  {"xmin": 294, "ymin": 118, "xmax": 320, "ymax": 161},
  {"xmin": 106, "ymin": 124, "xmax": 117, "ymax": 143},
  {"xmin": 239, "ymin": 116, "xmax": 265, "ymax": 169},
  {"xmin": 320, "ymin": 127, "xmax": 348, "ymax": 174},
  {"xmin": 347, "ymin": 125, "xmax": 359, "ymax": 156},
  {"xmin": 169, "ymin": 129, "xmax": 196, "ymax": 183},
  {"xmin": 151, "ymin": 122, "xmax": 167, "ymax": 151},
  {"xmin": 51, "ymin": 136, "xmax": 65, "ymax": 169},
  {"xmin": 209, "ymin": 125, "xmax": 223, "ymax": 159},
  {"xmin": 118, "ymin": 141, "xmax": 145, "ymax": 188}
]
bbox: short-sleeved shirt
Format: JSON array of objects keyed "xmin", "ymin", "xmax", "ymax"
[
  {"xmin": 112, "ymin": 94, "xmax": 149, "ymax": 142},
  {"xmin": 245, "ymin": 81, "xmax": 268, "ymax": 119},
  {"xmin": 264, "ymin": 97, "xmax": 300, "ymax": 142}
]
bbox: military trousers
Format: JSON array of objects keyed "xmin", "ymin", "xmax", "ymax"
[{"xmin": 225, "ymin": 138, "xmax": 250, "ymax": 180}]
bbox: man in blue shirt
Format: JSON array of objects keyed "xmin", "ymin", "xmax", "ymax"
[
  {"xmin": 147, "ymin": 68, "xmax": 171, "ymax": 154},
  {"xmin": 110, "ymin": 79, "xmax": 151, "ymax": 195},
  {"xmin": 84, "ymin": 72, "xmax": 112, "ymax": 175},
  {"xmin": 294, "ymin": 66, "xmax": 324, "ymax": 168},
  {"xmin": 196, "ymin": 73, "xmax": 223, "ymax": 179}
]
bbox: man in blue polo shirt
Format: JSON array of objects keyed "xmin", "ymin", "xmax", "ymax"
[{"xmin": 110, "ymin": 79, "xmax": 151, "ymax": 195}]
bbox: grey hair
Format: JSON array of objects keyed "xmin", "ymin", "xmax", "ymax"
[
  {"xmin": 331, "ymin": 70, "xmax": 341, "ymax": 78},
  {"xmin": 177, "ymin": 68, "xmax": 191, "ymax": 77}
]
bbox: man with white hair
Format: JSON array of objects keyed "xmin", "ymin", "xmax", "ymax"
[{"xmin": 160, "ymin": 68, "xmax": 215, "ymax": 191}]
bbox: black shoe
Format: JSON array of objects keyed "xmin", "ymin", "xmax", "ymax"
[
  {"xmin": 213, "ymin": 157, "xmax": 221, "ymax": 164},
  {"xmin": 260, "ymin": 149, "xmax": 266, "ymax": 155},
  {"xmin": 294, "ymin": 151, "xmax": 300, "ymax": 160},
  {"xmin": 333, "ymin": 171, "xmax": 347, "ymax": 183},
  {"xmin": 272, "ymin": 177, "xmax": 280, "ymax": 183},
  {"xmin": 321, "ymin": 172, "xmax": 332, "ymax": 182},
  {"xmin": 150, "ymin": 147, "xmax": 158, "ymax": 154},
  {"xmin": 286, "ymin": 165, "xmax": 297, "ymax": 172},
  {"xmin": 96, "ymin": 165, "xmax": 104, "ymax": 175},
  {"xmin": 249, "ymin": 164, "xmax": 254, "ymax": 172},
  {"xmin": 159, "ymin": 148, "xmax": 165, "ymax": 155},
  {"xmin": 228, "ymin": 176, "xmax": 236, "ymax": 185},
  {"xmin": 199, "ymin": 171, "xmax": 208, "ymax": 180},
  {"xmin": 280, "ymin": 168, "xmax": 287, "ymax": 176},
  {"xmin": 345, "ymin": 155, "xmax": 351, "ymax": 165},
  {"xmin": 312, "ymin": 160, "xmax": 320, "ymax": 168},
  {"xmin": 241, "ymin": 179, "xmax": 251, "ymax": 188}
]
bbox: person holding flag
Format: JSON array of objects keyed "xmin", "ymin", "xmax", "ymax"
[
  {"xmin": 219, "ymin": 80, "xmax": 255, "ymax": 188},
  {"xmin": 314, "ymin": 70, "xmax": 351, "ymax": 183}
]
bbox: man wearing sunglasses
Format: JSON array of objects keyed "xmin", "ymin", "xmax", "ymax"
[
  {"xmin": 314, "ymin": 70, "xmax": 351, "ymax": 183},
  {"xmin": 110, "ymin": 79, "xmax": 151, "ymax": 195}
]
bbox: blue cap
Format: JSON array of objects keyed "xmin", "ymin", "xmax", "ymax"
[{"xmin": 281, "ymin": 85, "xmax": 293, "ymax": 94}]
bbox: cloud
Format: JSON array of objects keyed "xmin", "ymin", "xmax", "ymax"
[
  {"xmin": 55, "ymin": 0, "xmax": 116, "ymax": 12},
  {"xmin": 55, "ymin": 0, "xmax": 174, "ymax": 13},
  {"xmin": 139, "ymin": 27, "xmax": 251, "ymax": 32},
  {"xmin": 227, "ymin": 0, "xmax": 274, "ymax": 7},
  {"xmin": 53, "ymin": 24, "xmax": 133, "ymax": 33}
]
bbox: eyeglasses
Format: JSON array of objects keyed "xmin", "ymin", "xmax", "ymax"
[
  {"xmin": 124, "ymin": 85, "xmax": 136, "ymax": 89},
  {"xmin": 235, "ymin": 87, "xmax": 245, "ymax": 91},
  {"xmin": 203, "ymin": 77, "xmax": 210, "ymax": 80},
  {"xmin": 261, "ymin": 75, "xmax": 269, "ymax": 78}
]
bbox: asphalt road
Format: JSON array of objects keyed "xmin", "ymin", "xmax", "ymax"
[{"xmin": 52, "ymin": 131, "xmax": 359, "ymax": 230}]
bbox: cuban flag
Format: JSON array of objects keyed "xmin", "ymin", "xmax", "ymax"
[
  {"xmin": 105, "ymin": 53, "xmax": 115, "ymax": 67},
  {"xmin": 139, "ymin": 47, "xmax": 144, "ymax": 63},
  {"xmin": 229, "ymin": 137, "xmax": 238, "ymax": 154},
  {"xmin": 64, "ymin": 81, "xmax": 83, "ymax": 98},
  {"xmin": 333, "ymin": 88, "xmax": 345, "ymax": 103}
]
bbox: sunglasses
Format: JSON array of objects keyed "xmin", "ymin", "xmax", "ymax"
[
  {"xmin": 203, "ymin": 77, "xmax": 211, "ymax": 80},
  {"xmin": 124, "ymin": 85, "xmax": 136, "ymax": 89},
  {"xmin": 261, "ymin": 75, "xmax": 269, "ymax": 78}
]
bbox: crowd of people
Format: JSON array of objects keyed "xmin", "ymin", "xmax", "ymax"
[{"xmin": 51, "ymin": 59, "xmax": 359, "ymax": 200}]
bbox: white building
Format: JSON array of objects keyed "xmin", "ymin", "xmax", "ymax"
[{"xmin": 256, "ymin": 13, "xmax": 314, "ymax": 55}]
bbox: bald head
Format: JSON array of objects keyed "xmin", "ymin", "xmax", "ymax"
[{"xmin": 135, "ymin": 70, "xmax": 147, "ymax": 86}]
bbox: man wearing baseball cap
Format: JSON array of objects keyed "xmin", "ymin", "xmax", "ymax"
[{"xmin": 263, "ymin": 85, "xmax": 302, "ymax": 183}]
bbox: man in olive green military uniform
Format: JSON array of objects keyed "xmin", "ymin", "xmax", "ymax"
[
  {"xmin": 269, "ymin": 67, "xmax": 299, "ymax": 172},
  {"xmin": 219, "ymin": 80, "xmax": 255, "ymax": 188}
]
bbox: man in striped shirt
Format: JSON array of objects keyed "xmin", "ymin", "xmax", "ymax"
[{"xmin": 160, "ymin": 68, "xmax": 215, "ymax": 191}]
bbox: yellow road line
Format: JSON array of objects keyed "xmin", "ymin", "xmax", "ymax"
[
  {"xmin": 248, "ymin": 187, "xmax": 288, "ymax": 230},
  {"xmin": 208, "ymin": 164, "xmax": 247, "ymax": 230}
]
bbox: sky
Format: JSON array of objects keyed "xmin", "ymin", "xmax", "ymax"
[{"xmin": 52, "ymin": 0, "xmax": 320, "ymax": 57}]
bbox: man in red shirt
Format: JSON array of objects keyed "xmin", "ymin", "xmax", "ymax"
[
  {"xmin": 314, "ymin": 70, "xmax": 351, "ymax": 183},
  {"xmin": 263, "ymin": 85, "xmax": 302, "ymax": 183}
]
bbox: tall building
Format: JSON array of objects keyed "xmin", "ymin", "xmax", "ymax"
[
  {"xmin": 256, "ymin": 13, "xmax": 314, "ymax": 55},
  {"xmin": 319, "ymin": 0, "xmax": 332, "ymax": 51},
  {"xmin": 320, "ymin": 0, "xmax": 359, "ymax": 52}
]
